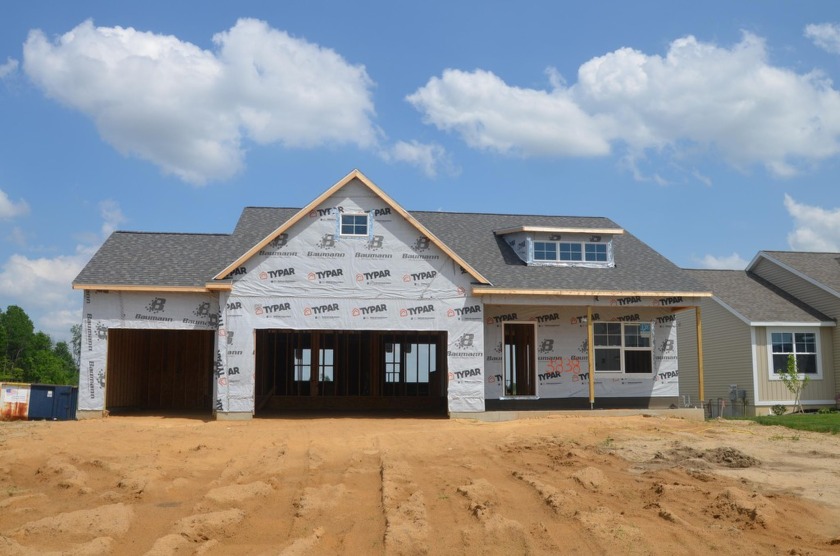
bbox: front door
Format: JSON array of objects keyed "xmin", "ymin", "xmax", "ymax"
[{"xmin": 503, "ymin": 323, "xmax": 536, "ymax": 396}]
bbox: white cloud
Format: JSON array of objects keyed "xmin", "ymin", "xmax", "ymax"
[
  {"xmin": 0, "ymin": 201, "xmax": 122, "ymax": 341},
  {"xmin": 99, "ymin": 199, "xmax": 126, "ymax": 236},
  {"xmin": 805, "ymin": 23, "xmax": 840, "ymax": 54},
  {"xmin": 695, "ymin": 253, "xmax": 749, "ymax": 270},
  {"xmin": 381, "ymin": 140, "xmax": 455, "ymax": 178},
  {"xmin": 409, "ymin": 33, "xmax": 840, "ymax": 178},
  {"xmin": 407, "ymin": 68, "xmax": 610, "ymax": 157},
  {"xmin": 0, "ymin": 189, "xmax": 29, "ymax": 219},
  {"xmin": 23, "ymin": 19, "xmax": 378, "ymax": 185},
  {"xmin": 784, "ymin": 194, "xmax": 840, "ymax": 251},
  {"xmin": 0, "ymin": 57, "xmax": 18, "ymax": 78}
]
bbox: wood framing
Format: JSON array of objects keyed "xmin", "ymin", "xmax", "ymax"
[{"xmin": 213, "ymin": 169, "xmax": 490, "ymax": 285}]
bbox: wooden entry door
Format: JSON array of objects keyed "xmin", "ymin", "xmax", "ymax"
[{"xmin": 503, "ymin": 323, "xmax": 536, "ymax": 396}]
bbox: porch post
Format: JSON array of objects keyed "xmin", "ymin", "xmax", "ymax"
[
  {"xmin": 695, "ymin": 306, "xmax": 705, "ymax": 403},
  {"xmin": 587, "ymin": 305, "xmax": 596, "ymax": 409}
]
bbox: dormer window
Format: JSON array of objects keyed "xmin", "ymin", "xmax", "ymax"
[
  {"xmin": 533, "ymin": 240, "xmax": 609, "ymax": 263},
  {"xmin": 496, "ymin": 225, "xmax": 622, "ymax": 268},
  {"xmin": 340, "ymin": 213, "xmax": 369, "ymax": 237}
]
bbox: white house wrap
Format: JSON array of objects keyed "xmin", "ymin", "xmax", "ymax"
[{"xmin": 73, "ymin": 170, "xmax": 709, "ymax": 418}]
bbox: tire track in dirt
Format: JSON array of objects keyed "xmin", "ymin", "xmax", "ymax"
[{"xmin": 254, "ymin": 433, "xmax": 387, "ymax": 554}]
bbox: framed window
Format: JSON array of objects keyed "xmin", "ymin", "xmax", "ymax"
[
  {"xmin": 585, "ymin": 243, "xmax": 607, "ymax": 262},
  {"xmin": 340, "ymin": 213, "xmax": 368, "ymax": 236},
  {"xmin": 531, "ymin": 239, "xmax": 610, "ymax": 265},
  {"xmin": 533, "ymin": 241, "xmax": 557, "ymax": 261},
  {"xmin": 593, "ymin": 322, "xmax": 653, "ymax": 374},
  {"xmin": 768, "ymin": 329, "xmax": 820, "ymax": 377},
  {"xmin": 559, "ymin": 242, "xmax": 582, "ymax": 261}
]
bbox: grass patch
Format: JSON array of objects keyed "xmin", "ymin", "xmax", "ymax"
[{"xmin": 749, "ymin": 412, "xmax": 840, "ymax": 434}]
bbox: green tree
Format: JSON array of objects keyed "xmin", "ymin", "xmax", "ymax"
[
  {"xmin": 1, "ymin": 305, "xmax": 34, "ymax": 368},
  {"xmin": 779, "ymin": 354, "xmax": 810, "ymax": 414},
  {"xmin": 70, "ymin": 324, "xmax": 81, "ymax": 367},
  {"xmin": 0, "ymin": 305, "xmax": 79, "ymax": 385},
  {"xmin": 53, "ymin": 341, "xmax": 78, "ymax": 385}
]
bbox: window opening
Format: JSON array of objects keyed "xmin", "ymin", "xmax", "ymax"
[
  {"xmin": 585, "ymin": 243, "xmax": 607, "ymax": 262},
  {"xmin": 340, "ymin": 213, "xmax": 368, "ymax": 236},
  {"xmin": 559, "ymin": 242, "xmax": 582, "ymax": 261},
  {"xmin": 533, "ymin": 241, "xmax": 557, "ymax": 261},
  {"xmin": 771, "ymin": 331, "xmax": 817, "ymax": 374},
  {"xmin": 593, "ymin": 322, "xmax": 652, "ymax": 374}
]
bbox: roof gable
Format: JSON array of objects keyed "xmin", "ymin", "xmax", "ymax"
[
  {"xmin": 750, "ymin": 251, "xmax": 840, "ymax": 299},
  {"xmin": 686, "ymin": 269, "xmax": 833, "ymax": 325},
  {"xmin": 213, "ymin": 169, "xmax": 489, "ymax": 284}
]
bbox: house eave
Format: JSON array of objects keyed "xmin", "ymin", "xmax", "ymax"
[
  {"xmin": 493, "ymin": 226, "xmax": 625, "ymax": 236},
  {"xmin": 72, "ymin": 283, "xmax": 210, "ymax": 293},
  {"xmin": 472, "ymin": 286, "xmax": 711, "ymax": 298}
]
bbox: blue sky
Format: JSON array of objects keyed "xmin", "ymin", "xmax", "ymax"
[{"xmin": 1, "ymin": 1, "xmax": 839, "ymax": 341}]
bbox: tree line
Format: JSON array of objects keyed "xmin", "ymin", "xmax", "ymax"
[{"xmin": 0, "ymin": 305, "xmax": 79, "ymax": 386}]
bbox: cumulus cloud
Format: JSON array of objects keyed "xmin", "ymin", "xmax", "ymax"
[
  {"xmin": 381, "ymin": 140, "xmax": 456, "ymax": 178},
  {"xmin": 22, "ymin": 19, "xmax": 379, "ymax": 184},
  {"xmin": 0, "ymin": 189, "xmax": 29, "ymax": 219},
  {"xmin": 0, "ymin": 57, "xmax": 18, "ymax": 78},
  {"xmin": 694, "ymin": 253, "xmax": 749, "ymax": 270},
  {"xmin": 409, "ymin": 33, "xmax": 840, "ymax": 178},
  {"xmin": 784, "ymin": 194, "xmax": 840, "ymax": 251},
  {"xmin": 99, "ymin": 199, "xmax": 126, "ymax": 236},
  {"xmin": 805, "ymin": 23, "xmax": 840, "ymax": 54},
  {"xmin": 407, "ymin": 68, "xmax": 610, "ymax": 157},
  {"xmin": 0, "ymin": 201, "xmax": 122, "ymax": 341}
]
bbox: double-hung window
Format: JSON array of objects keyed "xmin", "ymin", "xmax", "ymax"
[
  {"xmin": 769, "ymin": 329, "xmax": 819, "ymax": 377},
  {"xmin": 559, "ymin": 242, "xmax": 582, "ymax": 261},
  {"xmin": 340, "ymin": 213, "xmax": 368, "ymax": 237},
  {"xmin": 533, "ymin": 241, "xmax": 557, "ymax": 261},
  {"xmin": 593, "ymin": 322, "xmax": 653, "ymax": 374},
  {"xmin": 585, "ymin": 243, "xmax": 607, "ymax": 262}
]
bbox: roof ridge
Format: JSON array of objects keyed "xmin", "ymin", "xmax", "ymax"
[
  {"xmin": 410, "ymin": 209, "xmax": 616, "ymax": 220},
  {"xmin": 112, "ymin": 231, "xmax": 231, "ymax": 237}
]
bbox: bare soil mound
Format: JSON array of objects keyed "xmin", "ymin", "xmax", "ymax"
[{"xmin": 1, "ymin": 414, "xmax": 839, "ymax": 554}]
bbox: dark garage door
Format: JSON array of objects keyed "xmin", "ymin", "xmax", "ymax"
[{"xmin": 106, "ymin": 329, "xmax": 214, "ymax": 412}]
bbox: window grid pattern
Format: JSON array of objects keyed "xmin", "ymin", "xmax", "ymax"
[
  {"xmin": 340, "ymin": 213, "xmax": 368, "ymax": 236},
  {"xmin": 532, "ymin": 240, "xmax": 609, "ymax": 263},
  {"xmin": 593, "ymin": 322, "xmax": 653, "ymax": 374},
  {"xmin": 771, "ymin": 331, "xmax": 818, "ymax": 375}
]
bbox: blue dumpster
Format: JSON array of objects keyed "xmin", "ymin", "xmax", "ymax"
[{"xmin": 28, "ymin": 384, "xmax": 78, "ymax": 421}]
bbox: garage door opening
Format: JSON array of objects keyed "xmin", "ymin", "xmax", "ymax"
[
  {"xmin": 106, "ymin": 329, "xmax": 214, "ymax": 413},
  {"xmin": 255, "ymin": 329, "xmax": 447, "ymax": 414}
]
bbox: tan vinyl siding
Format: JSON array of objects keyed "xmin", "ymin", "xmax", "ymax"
[
  {"xmin": 756, "ymin": 326, "xmax": 836, "ymax": 404},
  {"xmin": 678, "ymin": 299, "xmax": 753, "ymax": 404},
  {"xmin": 751, "ymin": 257, "xmax": 840, "ymax": 401}
]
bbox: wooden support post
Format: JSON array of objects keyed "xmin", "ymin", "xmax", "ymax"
[
  {"xmin": 587, "ymin": 306, "xmax": 596, "ymax": 409},
  {"xmin": 696, "ymin": 306, "xmax": 705, "ymax": 403}
]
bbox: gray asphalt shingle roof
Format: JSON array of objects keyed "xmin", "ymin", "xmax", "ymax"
[
  {"xmin": 686, "ymin": 269, "xmax": 832, "ymax": 323},
  {"xmin": 412, "ymin": 211, "xmax": 705, "ymax": 293},
  {"xmin": 74, "ymin": 206, "xmax": 708, "ymax": 295},
  {"xmin": 758, "ymin": 251, "xmax": 840, "ymax": 296},
  {"xmin": 73, "ymin": 232, "xmax": 232, "ymax": 288}
]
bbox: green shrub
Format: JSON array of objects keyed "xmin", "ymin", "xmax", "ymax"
[{"xmin": 771, "ymin": 404, "xmax": 787, "ymax": 416}]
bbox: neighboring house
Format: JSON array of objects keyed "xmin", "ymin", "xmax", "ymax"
[
  {"xmin": 680, "ymin": 252, "xmax": 839, "ymax": 415},
  {"xmin": 73, "ymin": 170, "xmax": 709, "ymax": 419}
]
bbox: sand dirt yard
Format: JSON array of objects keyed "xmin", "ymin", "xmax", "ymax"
[{"xmin": 1, "ymin": 413, "xmax": 839, "ymax": 555}]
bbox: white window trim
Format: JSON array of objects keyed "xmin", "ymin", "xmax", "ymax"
[
  {"xmin": 766, "ymin": 326, "xmax": 822, "ymax": 380},
  {"xmin": 593, "ymin": 322, "xmax": 654, "ymax": 375},
  {"xmin": 338, "ymin": 211, "xmax": 371, "ymax": 238},
  {"xmin": 530, "ymin": 239, "xmax": 612, "ymax": 265}
]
